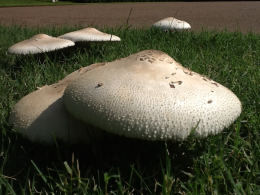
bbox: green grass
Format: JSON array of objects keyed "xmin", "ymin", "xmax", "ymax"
[
  {"xmin": 0, "ymin": 0, "xmax": 77, "ymax": 7},
  {"xmin": 0, "ymin": 25, "xmax": 259, "ymax": 194}
]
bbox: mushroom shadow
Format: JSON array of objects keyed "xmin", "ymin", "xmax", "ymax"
[
  {"xmin": 8, "ymin": 41, "xmax": 120, "ymax": 72},
  {"xmin": 19, "ymin": 97, "xmax": 107, "ymax": 145},
  {"xmin": 9, "ymin": 46, "xmax": 81, "ymax": 65},
  {"xmin": 18, "ymin": 105, "xmax": 208, "ymax": 175},
  {"xmin": 7, "ymin": 107, "xmax": 210, "ymax": 191}
]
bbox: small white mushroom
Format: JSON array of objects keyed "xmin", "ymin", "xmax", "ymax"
[
  {"xmin": 58, "ymin": 27, "xmax": 121, "ymax": 42},
  {"xmin": 153, "ymin": 17, "xmax": 191, "ymax": 31},
  {"xmin": 64, "ymin": 50, "xmax": 241, "ymax": 141},
  {"xmin": 9, "ymin": 63, "xmax": 106, "ymax": 144},
  {"xmin": 8, "ymin": 34, "xmax": 75, "ymax": 55}
]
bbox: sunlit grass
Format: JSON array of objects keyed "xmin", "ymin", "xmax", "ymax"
[{"xmin": 0, "ymin": 25, "xmax": 259, "ymax": 194}]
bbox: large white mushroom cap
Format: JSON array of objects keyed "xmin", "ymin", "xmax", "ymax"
[
  {"xmin": 153, "ymin": 17, "xmax": 191, "ymax": 30},
  {"xmin": 8, "ymin": 34, "xmax": 75, "ymax": 55},
  {"xmin": 58, "ymin": 27, "xmax": 121, "ymax": 42},
  {"xmin": 64, "ymin": 50, "xmax": 242, "ymax": 141},
  {"xmin": 9, "ymin": 63, "xmax": 105, "ymax": 144}
]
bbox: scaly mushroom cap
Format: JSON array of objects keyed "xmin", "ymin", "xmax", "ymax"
[
  {"xmin": 59, "ymin": 27, "xmax": 121, "ymax": 42},
  {"xmin": 9, "ymin": 63, "xmax": 105, "ymax": 144},
  {"xmin": 64, "ymin": 50, "xmax": 242, "ymax": 141},
  {"xmin": 153, "ymin": 17, "xmax": 191, "ymax": 30},
  {"xmin": 8, "ymin": 34, "xmax": 75, "ymax": 55}
]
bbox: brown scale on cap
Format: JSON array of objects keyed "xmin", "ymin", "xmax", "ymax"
[
  {"xmin": 169, "ymin": 82, "xmax": 175, "ymax": 88},
  {"xmin": 169, "ymin": 81, "xmax": 183, "ymax": 87},
  {"xmin": 208, "ymin": 100, "xmax": 213, "ymax": 104},
  {"xmin": 137, "ymin": 50, "xmax": 176, "ymax": 65},
  {"xmin": 95, "ymin": 82, "xmax": 104, "ymax": 88},
  {"xmin": 203, "ymin": 77, "xmax": 208, "ymax": 82},
  {"xmin": 211, "ymin": 82, "xmax": 219, "ymax": 87},
  {"xmin": 183, "ymin": 69, "xmax": 194, "ymax": 76},
  {"xmin": 138, "ymin": 54, "xmax": 158, "ymax": 63}
]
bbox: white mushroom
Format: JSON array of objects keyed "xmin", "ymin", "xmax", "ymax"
[
  {"xmin": 8, "ymin": 34, "xmax": 75, "ymax": 55},
  {"xmin": 153, "ymin": 17, "xmax": 191, "ymax": 31},
  {"xmin": 58, "ymin": 27, "xmax": 121, "ymax": 42},
  {"xmin": 64, "ymin": 50, "xmax": 241, "ymax": 141},
  {"xmin": 9, "ymin": 63, "xmax": 106, "ymax": 144}
]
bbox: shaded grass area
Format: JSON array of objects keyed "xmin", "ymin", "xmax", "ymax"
[
  {"xmin": 0, "ymin": 25, "xmax": 259, "ymax": 194},
  {"xmin": 0, "ymin": 0, "xmax": 76, "ymax": 7}
]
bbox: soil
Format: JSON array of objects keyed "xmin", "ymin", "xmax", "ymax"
[{"xmin": 0, "ymin": 1, "xmax": 260, "ymax": 33}]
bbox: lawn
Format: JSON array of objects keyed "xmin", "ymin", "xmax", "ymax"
[
  {"xmin": 0, "ymin": 0, "xmax": 77, "ymax": 7},
  {"xmin": 0, "ymin": 25, "xmax": 259, "ymax": 194}
]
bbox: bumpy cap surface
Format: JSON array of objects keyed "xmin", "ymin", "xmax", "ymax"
[
  {"xmin": 64, "ymin": 50, "xmax": 242, "ymax": 141},
  {"xmin": 8, "ymin": 34, "xmax": 75, "ymax": 55},
  {"xmin": 59, "ymin": 27, "xmax": 121, "ymax": 42},
  {"xmin": 9, "ymin": 63, "xmax": 105, "ymax": 144},
  {"xmin": 153, "ymin": 17, "xmax": 191, "ymax": 30}
]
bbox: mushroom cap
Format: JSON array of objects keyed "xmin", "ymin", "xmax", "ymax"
[
  {"xmin": 8, "ymin": 34, "xmax": 75, "ymax": 55},
  {"xmin": 64, "ymin": 50, "xmax": 242, "ymax": 141},
  {"xmin": 9, "ymin": 63, "xmax": 105, "ymax": 144},
  {"xmin": 58, "ymin": 27, "xmax": 121, "ymax": 42},
  {"xmin": 153, "ymin": 17, "xmax": 191, "ymax": 30}
]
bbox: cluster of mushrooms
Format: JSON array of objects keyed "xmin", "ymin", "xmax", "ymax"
[
  {"xmin": 8, "ymin": 17, "xmax": 242, "ymax": 144},
  {"xmin": 8, "ymin": 17, "xmax": 190, "ymax": 55},
  {"xmin": 8, "ymin": 28, "xmax": 121, "ymax": 54}
]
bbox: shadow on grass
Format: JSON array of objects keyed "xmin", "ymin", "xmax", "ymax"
[
  {"xmin": 2, "ymin": 124, "xmax": 211, "ymax": 192},
  {"xmin": 4, "ymin": 41, "xmax": 121, "ymax": 74}
]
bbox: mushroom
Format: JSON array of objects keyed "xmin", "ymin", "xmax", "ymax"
[
  {"xmin": 63, "ymin": 50, "xmax": 242, "ymax": 141},
  {"xmin": 8, "ymin": 34, "xmax": 75, "ymax": 55},
  {"xmin": 152, "ymin": 17, "xmax": 191, "ymax": 31},
  {"xmin": 58, "ymin": 27, "xmax": 121, "ymax": 42},
  {"xmin": 9, "ymin": 62, "xmax": 106, "ymax": 144}
]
